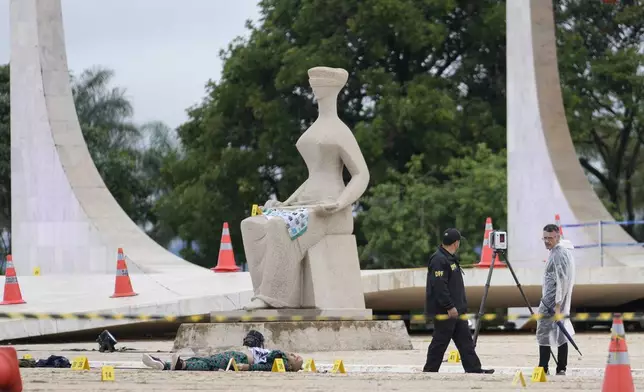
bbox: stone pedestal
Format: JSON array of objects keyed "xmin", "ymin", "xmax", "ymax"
[
  {"xmin": 173, "ymin": 318, "xmax": 412, "ymax": 354},
  {"xmin": 210, "ymin": 308, "xmax": 373, "ymax": 321}
]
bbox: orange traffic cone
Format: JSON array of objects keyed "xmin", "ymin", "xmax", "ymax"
[
  {"xmin": 212, "ymin": 222, "xmax": 240, "ymax": 272},
  {"xmin": 610, "ymin": 314, "xmax": 626, "ymax": 338},
  {"xmin": 1, "ymin": 255, "xmax": 26, "ymax": 305},
  {"xmin": 110, "ymin": 248, "xmax": 137, "ymax": 298},
  {"xmin": 475, "ymin": 217, "xmax": 506, "ymax": 268},
  {"xmin": 555, "ymin": 213, "xmax": 564, "ymax": 238},
  {"xmin": 0, "ymin": 346, "xmax": 23, "ymax": 392},
  {"xmin": 602, "ymin": 314, "xmax": 634, "ymax": 392}
]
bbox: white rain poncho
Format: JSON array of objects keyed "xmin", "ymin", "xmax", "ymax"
[{"xmin": 536, "ymin": 242, "xmax": 576, "ymax": 347}]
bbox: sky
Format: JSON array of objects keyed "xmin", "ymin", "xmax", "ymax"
[{"xmin": 0, "ymin": 0, "xmax": 261, "ymax": 130}]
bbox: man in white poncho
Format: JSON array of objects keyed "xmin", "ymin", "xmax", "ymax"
[{"xmin": 536, "ymin": 224, "xmax": 576, "ymax": 376}]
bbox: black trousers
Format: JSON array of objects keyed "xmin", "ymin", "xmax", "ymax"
[
  {"xmin": 423, "ymin": 318, "xmax": 482, "ymax": 372},
  {"xmin": 538, "ymin": 343, "xmax": 567, "ymax": 374}
]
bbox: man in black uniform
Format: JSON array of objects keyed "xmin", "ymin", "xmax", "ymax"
[{"xmin": 423, "ymin": 228, "xmax": 494, "ymax": 374}]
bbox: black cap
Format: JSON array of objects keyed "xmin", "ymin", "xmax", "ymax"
[{"xmin": 442, "ymin": 228, "xmax": 463, "ymax": 245}]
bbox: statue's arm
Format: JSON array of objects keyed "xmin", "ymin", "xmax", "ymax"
[{"xmin": 335, "ymin": 131, "xmax": 370, "ymax": 211}]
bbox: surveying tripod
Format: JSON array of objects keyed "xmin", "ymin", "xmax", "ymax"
[{"xmin": 472, "ymin": 249, "xmax": 558, "ymax": 366}]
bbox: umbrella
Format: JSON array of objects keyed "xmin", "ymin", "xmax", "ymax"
[
  {"xmin": 541, "ymin": 302, "xmax": 582, "ymax": 356},
  {"xmin": 555, "ymin": 319, "xmax": 582, "ymax": 356}
]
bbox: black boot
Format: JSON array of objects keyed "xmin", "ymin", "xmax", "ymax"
[
  {"xmin": 556, "ymin": 343, "xmax": 568, "ymax": 375},
  {"xmin": 538, "ymin": 345, "xmax": 551, "ymax": 374}
]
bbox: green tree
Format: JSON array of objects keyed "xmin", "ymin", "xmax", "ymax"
[
  {"xmin": 0, "ymin": 65, "xmax": 10, "ymax": 260},
  {"xmin": 138, "ymin": 120, "xmax": 183, "ymax": 247},
  {"xmin": 555, "ymin": 0, "xmax": 644, "ymax": 238},
  {"xmin": 360, "ymin": 143, "xmax": 506, "ymax": 268},
  {"xmin": 157, "ymin": 0, "xmax": 507, "ymax": 267},
  {"xmin": 71, "ymin": 66, "xmax": 151, "ymax": 224},
  {"xmin": 72, "ymin": 67, "xmax": 179, "ymax": 246},
  {"xmin": 71, "ymin": 66, "xmax": 180, "ymax": 246}
]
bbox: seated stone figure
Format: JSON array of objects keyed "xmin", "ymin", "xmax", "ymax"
[{"xmin": 240, "ymin": 66, "xmax": 370, "ymax": 310}]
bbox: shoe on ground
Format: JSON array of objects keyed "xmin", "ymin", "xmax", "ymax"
[
  {"xmin": 556, "ymin": 370, "xmax": 566, "ymax": 376},
  {"xmin": 466, "ymin": 368, "xmax": 495, "ymax": 374},
  {"xmin": 142, "ymin": 354, "xmax": 165, "ymax": 370},
  {"xmin": 170, "ymin": 353, "xmax": 183, "ymax": 370}
]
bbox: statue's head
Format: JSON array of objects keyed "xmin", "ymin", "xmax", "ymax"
[{"xmin": 308, "ymin": 66, "xmax": 348, "ymax": 99}]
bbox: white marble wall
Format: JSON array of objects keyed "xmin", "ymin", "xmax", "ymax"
[{"xmin": 10, "ymin": 0, "xmax": 205, "ymax": 276}]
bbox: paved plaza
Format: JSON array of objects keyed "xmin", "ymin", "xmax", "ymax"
[{"xmin": 13, "ymin": 332, "xmax": 644, "ymax": 391}]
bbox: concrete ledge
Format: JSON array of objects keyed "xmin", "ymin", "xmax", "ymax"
[
  {"xmin": 362, "ymin": 267, "xmax": 644, "ymax": 310},
  {"xmin": 210, "ymin": 308, "xmax": 373, "ymax": 321},
  {"xmin": 172, "ymin": 320, "xmax": 413, "ymax": 353}
]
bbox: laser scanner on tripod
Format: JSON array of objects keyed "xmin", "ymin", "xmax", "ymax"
[{"xmin": 489, "ymin": 230, "xmax": 508, "ymax": 251}]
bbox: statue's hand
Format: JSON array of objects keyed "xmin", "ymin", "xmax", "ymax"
[
  {"xmin": 312, "ymin": 202, "xmax": 339, "ymax": 216},
  {"xmin": 264, "ymin": 199, "xmax": 283, "ymax": 209}
]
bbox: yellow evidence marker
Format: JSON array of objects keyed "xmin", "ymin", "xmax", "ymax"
[
  {"xmin": 71, "ymin": 356, "xmax": 90, "ymax": 370},
  {"xmin": 33, "ymin": 267, "xmax": 40, "ymax": 276},
  {"xmin": 272, "ymin": 358, "xmax": 286, "ymax": 372},
  {"xmin": 447, "ymin": 350, "xmax": 461, "ymax": 363},
  {"xmin": 303, "ymin": 358, "xmax": 317, "ymax": 372},
  {"xmin": 21, "ymin": 354, "xmax": 33, "ymax": 360},
  {"xmin": 331, "ymin": 359, "xmax": 346, "ymax": 374},
  {"xmin": 531, "ymin": 366, "xmax": 547, "ymax": 382},
  {"xmin": 512, "ymin": 370, "xmax": 527, "ymax": 387},
  {"xmin": 101, "ymin": 366, "xmax": 115, "ymax": 381},
  {"xmin": 226, "ymin": 357, "xmax": 239, "ymax": 371},
  {"xmin": 251, "ymin": 204, "xmax": 263, "ymax": 216}
]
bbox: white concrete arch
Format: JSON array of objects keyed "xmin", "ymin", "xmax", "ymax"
[{"xmin": 10, "ymin": 0, "xmax": 206, "ymax": 276}]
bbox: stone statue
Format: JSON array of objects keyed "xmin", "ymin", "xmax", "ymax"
[{"xmin": 240, "ymin": 66, "xmax": 370, "ymax": 311}]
